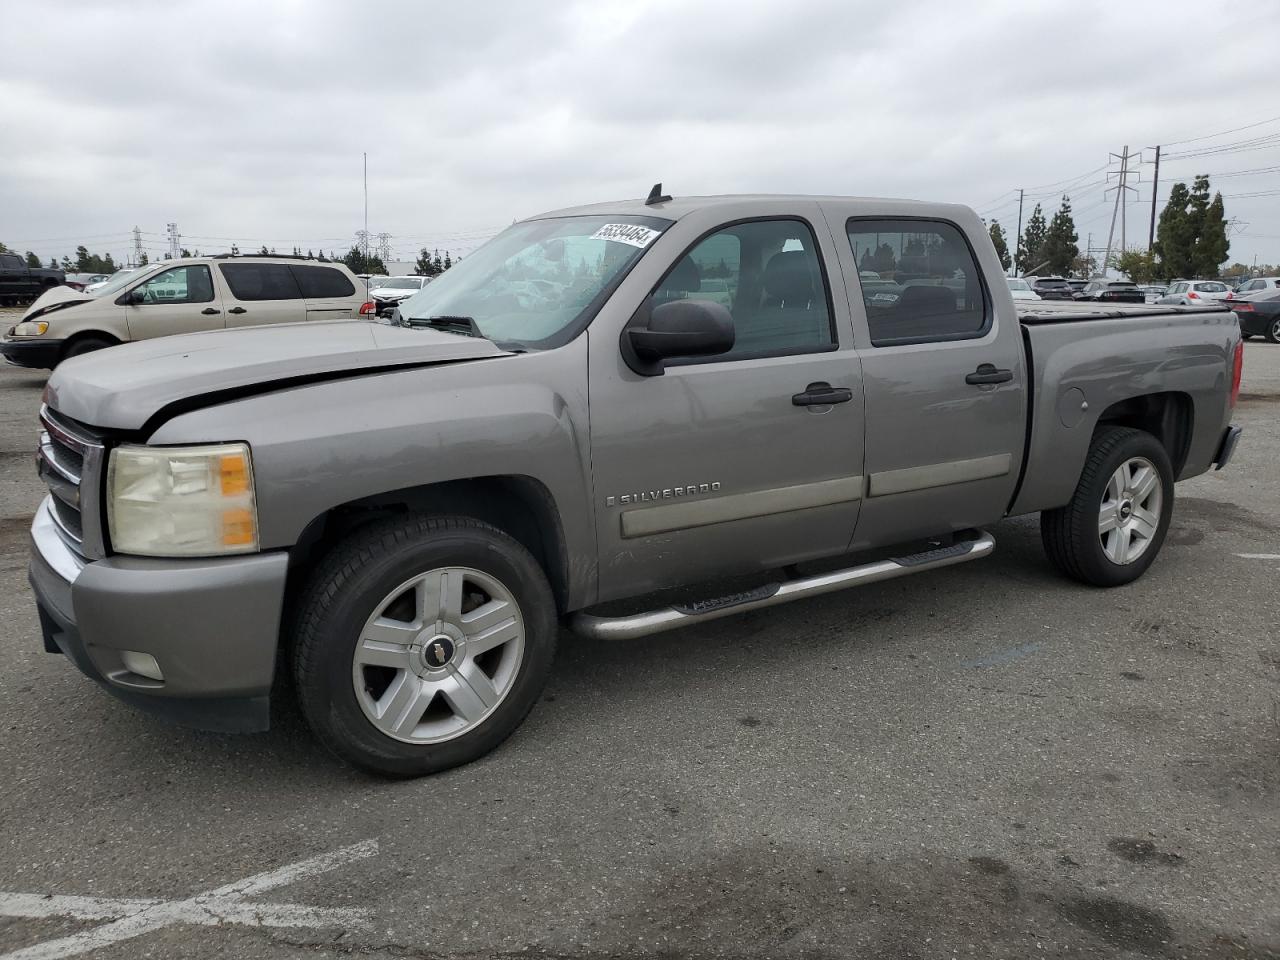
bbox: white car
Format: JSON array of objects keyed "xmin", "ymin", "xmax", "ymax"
[
  {"xmin": 84, "ymin": 267, "xmax": 140, "ymax": 294},
  {"xmin": 1006, "ymin": 277, "xmax": 1042, "ymax": 301},
  {"xmin": 371, "ymin": 275, "xmax": 431, "ymax": 316},
  {"xmin": 1228, "ymin": 277, "xmax": 1280, "ymax": 300},
  {"xmin": 1157, "ymin": 280, "xmax": 1231, "ymax": 305}
]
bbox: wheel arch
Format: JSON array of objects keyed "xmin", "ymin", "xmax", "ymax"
[
  {"xmin": 1094, "ymin": 390, "xmax": 1194, "ymax": 478},
  {"xmin": 288, "ymin": 474, "xmax": 572, "ymax": 614},
  {"xmin": 59, "ymin": 329, "xmax": 122, "ymax": 360}
]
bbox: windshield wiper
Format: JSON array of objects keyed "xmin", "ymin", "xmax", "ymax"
[{"xmin": 401, "ymin": 315, "xmax": 484, "ymax": 338}]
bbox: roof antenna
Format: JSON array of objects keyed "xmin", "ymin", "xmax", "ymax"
[{"xmin": 645, "ymin": 182, "xmax": 672, "ymax": 205}]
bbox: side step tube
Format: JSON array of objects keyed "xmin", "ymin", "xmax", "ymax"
[{"xmin": 568, "ymin": 530, "xmax": 995, "ymax": 641}]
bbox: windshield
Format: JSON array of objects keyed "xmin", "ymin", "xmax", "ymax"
[
  {"xmin": 398, "ymin": 214, "xmax": 670, "ymax": 349},
  {"xmin": 90, "ymin": 268, "xmax": 144, "ymax": 297}
]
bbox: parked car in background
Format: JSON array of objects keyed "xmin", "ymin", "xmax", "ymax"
[
  {"xmin": 372, "ymin": 275, "xmax": 431, "ymax": 317},
  {"xmin": 860, "ymin": 279, "xmax": 904, "ymax": 304},
  {"xmin": 1077, "ymin": 280, "xmax": 1145, "ymax": 304},
  {"xmin": 1158, "ymin": 280, "xmax": 1231, "ymax": 305},
  {"xmin": 1005, "ymin": 277, "xmax": 1041, "ymax": 301},
  {"xmin": 64, "ymin": 273, "xmax": 110, "ymax": 292},
  {"xmin": 1027, "ymin": 276, "xmax": 1074, "ymax": 300},
  {"xmin": 1139, "ymin": 285, "xmax": 1166, "ymax": 304},
  {"xmin": 1, "ymin": 255, "xmax": 369, "ymax": 369},
  {"xmin": 26, "ymin": 192, "xmax": 1242, "ymax": 775},
  {"xmin": 1066, "ymin": 279, "xmax": 1089, "ymax": 298},
  {"xmin": 0, "ymin": 252, "xmax": 66, "ymax": 306},
  {"xmin": 85, "ymin": 268, "xmax": 139, "ymax": 294},
  {"xmin": 1228, "ymin": 289, "xmax": 1280, "ymax": 343},
  {"xmin": 1227, "ymin": 277, "xmax": 1280, "ymax": 300}
]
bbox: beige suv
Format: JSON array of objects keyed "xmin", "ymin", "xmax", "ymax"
[{"xmin": 1, "ymin": 256, "xmax": 370, "ymax": 369}]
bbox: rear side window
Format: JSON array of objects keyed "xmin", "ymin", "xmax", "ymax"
[
  {"xmin": 847, "ymin": 219, "xmax": 989, "ymax": 346},
  {"xmin": 652, "ymin": 218, "xmax": 834, "ymax": 363},
  {"xmin": 292, "ymin": 265, "xmax": 355, "ymax": 298},
  {"xmin": 219, "ymin": 263, "xmax": 303, "ymax": 301}
]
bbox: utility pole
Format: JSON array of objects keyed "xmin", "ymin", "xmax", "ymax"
[
  {"xmin": 1103, "ymin": 147, "xmax": 1139, "ymax": 278},
  {"xmin": 362, "ymin": 153, "xmax": 369, "ymax": 266},
  {"xmin": 1014, "ymin": 188, "xmax": 1025, "ymax": 274},
  {"xmin": 1147, "ymin": 145, "xmax": 1160, "ymax": 252},
  {"xmin": 1085, "ymin": 232, "xmax": 1092, "ymax": 277}
]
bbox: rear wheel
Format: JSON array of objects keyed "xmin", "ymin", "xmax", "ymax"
[
  {"xmin": 292, "ymin": 515, "xmax": 558, "ymax": 777},
  {"xmin": 1266, "ymin": 317, "xmax": 1280, "ymax": 344},
  {"xmin": 1041, "ymin": 427, "xmax": 1174, "ymax": 587}
]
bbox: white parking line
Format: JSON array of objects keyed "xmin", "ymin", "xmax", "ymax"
[
  {"xmin": 1235, "ymin": 553, "xmax": 1280, "ymax": 560},
  {"xmin": 0, "ymin": 839, "xmax": 378, "ymax": 960}
]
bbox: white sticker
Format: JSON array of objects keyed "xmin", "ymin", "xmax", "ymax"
[{"xmin": 590, "ymin": 223, "xmax": 661, "ymax": 248}]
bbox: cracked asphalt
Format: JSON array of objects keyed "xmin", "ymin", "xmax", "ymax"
[{"xmin": 0, "ymin": 314, "xmax": 1277, "ymax": 958}]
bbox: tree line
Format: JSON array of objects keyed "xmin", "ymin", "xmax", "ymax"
[
  {"xmin": 987, "ymin": 174, "xmax": 1235, "ymax": 282},
  {"xmin": 0, "ymin": 242, "xmax": 144, "ymax": 273}
]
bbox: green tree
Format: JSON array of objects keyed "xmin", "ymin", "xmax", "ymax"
[
  {"xmin": 1017, "ymin": 204, "xmax": 1048, "ymax": 274},
  {"xmin": 138, "ymin": 252, "xmax": 149, "ymax": 266},
  {"xmin": 1193, "ymin": 191, "xmax": 1229, "ymax": 277},
  {"xmin": 1040, "ymin": 197, "xmax": 1079, "ymax": 276},
  {"xmin": 442, "ymin": 251, "xmax": 452, "ymax": 271},
  {"xmin": 75, "ymin": 245, "xmax": 91, "ymax": 271},
  {"xmin": 988, "ymin": 220, "xmax": 1012, "ymax": 272},
  {"xmin": 1112, "ymin": 248, "xmax": 1158, "ymax": 284},
  {"xmin": 1154, "ymin": 182, "xmax": 1196, "ymax": 279},
  {"xmin": 258, "ymin": 245, "xmax": 270, "ymax": 256},
  {"xmin": 414, "ymin": 247, "xmax": 434, "ymax": 276},
  {"xmin": 25, "ymin": 252, "xmax": 40, "ymax": 268},
  {"xmin": 48, "ymin": 258, "xmax": 57, "ymax": 269},
  {"xmin": 0, "ymin": 241, "xmax": 8, "ymax": 253}
]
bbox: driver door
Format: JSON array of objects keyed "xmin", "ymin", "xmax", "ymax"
[{"xmin": 122, "ymin": 264, "xmax": 226, "ymax": 341}]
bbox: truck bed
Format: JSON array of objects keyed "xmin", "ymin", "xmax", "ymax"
[{"xmin": 1016, "ymin": 301, "xmax": 1230, "ymax": 324}]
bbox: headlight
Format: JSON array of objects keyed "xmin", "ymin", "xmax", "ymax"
[
  {"xmin": 13, "ymin": 321, "xmax": 49, "ymax": 337},
  {"xmin": 107, "ymin": 443, "xmax": 258, "ymax": 557}
]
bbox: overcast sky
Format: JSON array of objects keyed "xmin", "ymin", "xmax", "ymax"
[{"xmin": 2, "ymin": 0, "xmax": 1277, "ymax": 269}]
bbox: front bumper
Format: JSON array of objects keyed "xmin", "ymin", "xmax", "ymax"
[
  {"xmin": 29, "ymin": 498, "xmax": 290, "ymax": 732},
  {"xmin": 1, "ymin": 338, "xmax": 64, "ymax": 369}
]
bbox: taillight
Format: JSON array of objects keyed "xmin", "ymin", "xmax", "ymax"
[
  {"xmin": 1230, "ymin": 339, "xmax": 1243, "ymax": 408},
  {"xmin": 1187, "ymin": 291, "xmax": 1199, "ymax": 299},
  {"xmin": 359, "ymin": 301, "xmax": 375, "ymax": 315},
  {"xmin": 1232, "ymin": 303, "xmax": 1254, "ymax": 312}
]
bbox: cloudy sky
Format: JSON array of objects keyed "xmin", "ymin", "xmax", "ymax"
[{"xmin": 2, "ymin": 0, "xmax": 1277, "ymax": 269}]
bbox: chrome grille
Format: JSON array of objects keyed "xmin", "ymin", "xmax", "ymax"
[{"xmin": 37, "ymin": 406, "xmax": 104, "ymax": 556}]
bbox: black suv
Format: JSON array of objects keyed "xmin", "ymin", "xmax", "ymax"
[
  {"xmin": 1078, "ymin": 280, "xmax": 1145, "ymax": 304},
  {"xmin": 1029, "ymin": 276, "xmax": 1075, "ymax": 300}
]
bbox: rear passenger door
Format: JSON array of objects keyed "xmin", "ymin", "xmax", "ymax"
[
  {"xmin": 292, "ymin": 264, "xmax": 362, "ymax": 321},
  {"xmin": 217, "ymin": 262, "xmax": 307, "ymax": 327},
  {"xmin": 834, "ymin": 213, "xmax": 1026, "ymax": 550}
]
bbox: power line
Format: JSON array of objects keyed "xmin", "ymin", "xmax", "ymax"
[{"xmin": 1161, "ymin": 113, "xmax": 1280, "ymax": 148}]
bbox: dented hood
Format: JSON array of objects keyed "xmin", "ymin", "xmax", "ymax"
[
  {"xmin": 46, "ymin": 320, "xmax": 512, "ymax": 431},
  {"xmin": 22, "ymin": 285, "xmax": 95, "ymax": 321}
]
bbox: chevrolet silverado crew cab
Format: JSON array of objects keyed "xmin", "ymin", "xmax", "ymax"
[
  {"xmin": 3, "ymin": 255, "xmax": 368, "ymax": 369},
  {"xmin": 0, "ymin": 252, "xmax": 65, "ymax": 306},
  {"xmin": 28, "ymin": 191, "xmax": 1243, "ymax": 776}
]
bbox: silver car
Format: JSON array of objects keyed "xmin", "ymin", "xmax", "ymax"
[{"xmin": 1158, "ymin": 280, "xmax": 1230, "ymax": 305}]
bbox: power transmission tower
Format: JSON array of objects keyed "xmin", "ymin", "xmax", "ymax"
[
  {"xmin": 376, "ymin": 232, "xmax": 392, "ymax": 263},
  {"xmin": 166, "ymin": 222, "xmax": 181, "ymax": 259},
  {"xmin": 131, "ymin": 226, "xmax": 144, "ymax": 266},
  {"xmin": 354, "ymin": 230, "xmax": 370, "ymax": 262},
  {"xmin": 1103, "ymin": 147, "xmax": 1139, "ymax": 278}
]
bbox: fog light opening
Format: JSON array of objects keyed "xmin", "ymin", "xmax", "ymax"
[{"xmin": 120, "ymin": 651, "xmax": 164, "ymax": 681}]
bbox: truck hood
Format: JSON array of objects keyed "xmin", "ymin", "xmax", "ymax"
[
  {"xmin": 23, "ymin": 285, "xmax": 94, "ymax": 321},
  {"xmin": 46, "ymin": 320, "xmax": 512, "ymax": 431}
]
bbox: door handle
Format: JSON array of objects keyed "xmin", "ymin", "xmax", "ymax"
[
  {"xmin": 792, "ymin": 382, "xmax": 853, "ymax": 406},
  {"xmin": 965, "ymin": 363, "xmax": 1013, "ymax": 385},
  {"xmin": 201, "ymin": 307, "xmax": 220, "ymax": 315},
  {"xmin": 227, "ymin": 307, "xmax": 247, "ymax": 315}
]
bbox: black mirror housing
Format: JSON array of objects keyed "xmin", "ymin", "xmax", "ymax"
[{"xmin": 624, "ymin": 299, "xmax": 735, "ymax": 375}]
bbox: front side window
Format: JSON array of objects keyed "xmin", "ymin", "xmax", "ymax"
[
  {"xmin": 219, "ymin": 263, "xmax": 303, "ymax": 301},
  {"xmin": 132, "ymin": 265, "xmax": 214, "ymax": 304},
  {"xmin": 847, "ymin": 219, "xmax": 988, "ymax": 346},
  {"xmin": 650, "ymin": 218, "xmax": 834, "ymax": 363},
  {"xmin": 398, "ymin": 215, "xmax": 670, "ymax": 350}
]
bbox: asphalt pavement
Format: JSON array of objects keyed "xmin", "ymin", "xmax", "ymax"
[{"xmin": 0, "ymin": 316, "xmax": 1277, "ymax": 959}]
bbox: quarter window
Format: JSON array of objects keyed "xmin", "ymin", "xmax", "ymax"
[
  {"xmin": 651, "ymin": 218, "xmax": 834, "ymax": 362},
  {"xmin": 292, "ymin": 265, "xmax": 355, "ymax": 298},
  {"xmin": 847, "ymin": 219, "xmax": 989, "ymax": 346},
  {"xmin": 132, "ymin": 265, "xmax": 215, "ymax": 304},
  {"xmin": 219, "ymin": 263, "xmax": 303, "ymax": 301}
]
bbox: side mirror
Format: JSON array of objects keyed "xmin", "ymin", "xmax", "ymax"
[
  {"xmin": 624, "ymin": 299, "xmax": 735, "ymax": 375},
  {"xmin": 120, "ymin": 288, "xmax": 146, "ymax": 305}
]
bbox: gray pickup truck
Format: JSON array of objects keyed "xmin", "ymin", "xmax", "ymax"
[{"xmin": 29, "ymin": 191, "xmax": 1243, "ymax": 776}]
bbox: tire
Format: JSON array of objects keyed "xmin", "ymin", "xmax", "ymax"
[
  {"xmin": 1266, "ymin": 317, "xmax": 1280, "ymax": 345},
  {"xmin": 1040, "ymin": 426, "xmax": 1174, "ymax": 587},
  {"xmin": 292, "ymin": 514, "xmax": 557, "ymax": 777},
  {"xmin": 61, "ymin": 336, "xmax": 115, "ymax": 362}
]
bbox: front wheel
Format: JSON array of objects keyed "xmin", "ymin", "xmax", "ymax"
[
  {"xmin": 292, "ymin": 515, "xmax": 557, "ymax": 777},
  {"xmin": 1041, "ymin": 427, "xmax": 1174, "ymax": 587},
  {"xmin": 1266, "ymin": 317, "xmax": 1280, "ymax": 344}
]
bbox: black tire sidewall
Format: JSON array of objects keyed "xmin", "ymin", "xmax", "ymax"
[
  {"xmin": 1267, "ymin": 318, "xmax": 1280, "ymax": 344},
  {"xmin": 1073, "ymin": 431, "xmax": 1174, "ymax": 587},
  {"xmin": 63, "ymin": 338, "xmax": 112, "ymax": 360},
  {"xmin": 296, "ymin": 521, "xmax": 557, "ymax": 777}
]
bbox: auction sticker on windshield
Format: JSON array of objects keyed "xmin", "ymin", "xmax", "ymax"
[{"xmin": 590, "ymin": 223, "xmax": 661, "ymax": 248}]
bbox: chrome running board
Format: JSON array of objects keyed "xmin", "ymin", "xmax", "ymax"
[{"xmin": 568, "ymin": 530, "xmax": 995, "ymax": 641}]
